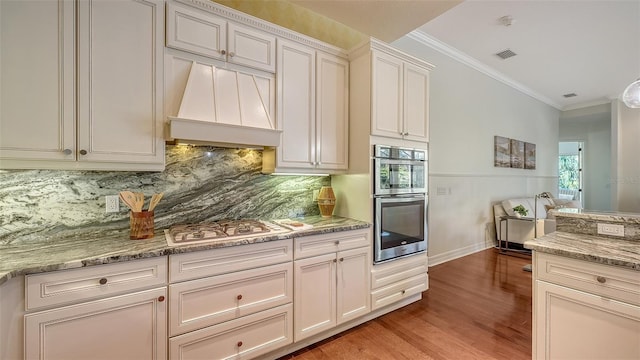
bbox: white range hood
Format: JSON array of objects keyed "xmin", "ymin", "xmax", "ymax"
[{"xmin": 168, "ymin": 61, "xmax": 281, "ymax": 148}]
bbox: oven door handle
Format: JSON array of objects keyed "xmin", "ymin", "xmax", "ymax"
[{"xmin": 376, "ymin": 194, "xmax": 425, "ymax": 203}]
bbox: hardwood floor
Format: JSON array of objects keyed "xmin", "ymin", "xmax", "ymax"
[{"xmin": 280, "ymin": 249, "xmax": 532, "ymax": 359}]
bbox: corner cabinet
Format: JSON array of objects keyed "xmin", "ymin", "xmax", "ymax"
[
  {"xmin": 532, "ymin": 252, "xmax": 640, "ymax": 360},
  {"xmin": 293, "ymin": 229, "xmax": 371, "ymax": 341},
  {"xmin": 262, "ymin": 39, "xmax": 349, "ymax": 174},
  {"xmin": 0, "ymin": 0, "xmax": 165, "ymax": 171},
  {"xmin": 350, "ymin": 38, "xmax": 433, "ymax": 143}
]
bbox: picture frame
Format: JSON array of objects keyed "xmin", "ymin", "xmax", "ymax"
[
  {"xmin": 525, "ymin": 142, "xmax": 536, "ymax": 170},
  {"xmin": 494, "ymin": 136, "xmax": 511, "ymax": 167},
  {"xmin": 510, "ymin": 139, "xmax": 525, "ymax": 169}
]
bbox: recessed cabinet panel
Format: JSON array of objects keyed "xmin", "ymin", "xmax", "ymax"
[
  {"xmin": 371, "ymin": 51, "xmax": 403, "ymax": 138},
  {"xmin": 403, "ymin": 63, "xmax": 430, "ymax": 142},
  {"xmin": 337, "ymin": 247, "xmax": 371, "ymax": 323},
  {"xmin": 24, "ymin": 287, "xmax": 167, "ymax": 360},
  {"xmin": 0, "ymin": 0, "xmax": 75, "ymax": 161},
  {"xmin": 316, "ymin": 52, "xmax": 349, "ymax": 170},
  {"xmin": 78, "ymin": 0, "xmax": 164, "ymax": 164},
  {"xmin": 276, "ymin": 40, "xmax": 316, "ymax": 168},
  {"xmin": 166, "ymin": 3, "xmax": 226, "ymax": 60},
  {"xmin": 228, "ymin": 22, "xmax": 276, "ymax": 72}
]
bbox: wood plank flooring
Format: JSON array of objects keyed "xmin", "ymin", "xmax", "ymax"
[{"xmin": 279, "ymin": 249, "xmax": 532, "ymax": 359}]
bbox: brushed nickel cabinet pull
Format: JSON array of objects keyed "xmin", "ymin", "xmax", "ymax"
[
  {"xmin": 63, "ymin": 149, "xmax": 72, "ymax": 155},
  {"xmin": 220, "ymin": 49, "xmax": 227, "ymax": 55},
  {"xmin": 79, "ymin": 149, "xmax": 87, "ymax": 155}
]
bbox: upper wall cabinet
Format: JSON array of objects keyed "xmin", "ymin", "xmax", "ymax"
[
  {"xmin": 166, "ymin": 2, "xmax": 276, "ymax": 73},
  {"xmin": 0, "ymin": 0, "xmax": 165, "ymax": 171},
  {"xmin": 350, "ymin": 38, "xmax": 434, "ymax": 143},
  {"xmin": 262, "ymin": 40, "xmax": 349, "ymax": 174}
]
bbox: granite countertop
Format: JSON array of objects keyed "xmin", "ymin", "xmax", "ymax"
[
  {"xmin": 524, "ymin": 231, "xmax": 640, "ymax": 271},
  {"xmin": 0, "ymin": 216, "xmax": 370, "ymax": 286}
]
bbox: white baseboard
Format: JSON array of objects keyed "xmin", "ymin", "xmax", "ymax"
[{"xmin": 428, "ymin": 242, "xmax": 494, "ymax": 267}]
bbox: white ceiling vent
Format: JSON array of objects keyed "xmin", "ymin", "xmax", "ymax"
[
  {"xmin": 495, "ymin": 49, "xmax": 517, "ymax": 60},
  {"xmin": 563, "ymin": 93, "xmax": 578, "ymax": 98}
]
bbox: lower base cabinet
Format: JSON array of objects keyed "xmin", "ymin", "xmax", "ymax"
[
  {"xmin": 370, "ymin": 253, "xmax": 429, "ymax": 310},
  {"xmin": 24, "ymin": 287, "xmax": 167, "ymax": 360},
  {"xmin": 169, "ymin": 304, "xmax": 293, "ymax": 359},
  {"xmin": 533, "ymin": 252, "xmax": 640, "ymax": 360}
]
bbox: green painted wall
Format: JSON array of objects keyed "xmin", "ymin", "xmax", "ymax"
[{"xmin": 213, "ymin": 0, "xmax": 366, "ymax": 50}]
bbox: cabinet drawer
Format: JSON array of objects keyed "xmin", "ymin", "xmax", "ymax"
[
  {"xmin": 169, "ymin": 262, "xmax": 292, "ymax": 336},
  {"xmin": 371, "ymin": 273, "xmax": 428, "ymax": 310},
  {"xmin": 294, "ymin": 229, "xmax": 370, "ymax": 259},
  {"xmin": 169, "ymin": 239, "xmax": 292, "ymax": 283},
  {"xmin": 371, "ymin": 252, "xmax": 427, "ymax": 290},
  {"xmin": 25, "ymin": 257, "xmax": 168, "ymax": 310},
  {"xmin": 535, "ymin": 252, "xmax": 640, "ymax": 306},
  {"xmin": 169, "ymin": 303, "xmax": 293, "ymax": 360}
]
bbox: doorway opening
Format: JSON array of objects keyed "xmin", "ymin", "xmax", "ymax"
[{"xmin": 558, "ymin": 142, "xmax": 583, "ymax": 207}]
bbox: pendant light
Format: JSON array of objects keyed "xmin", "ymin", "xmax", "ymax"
[{"xmin": 622, "ymin": 78, "xmax": 640, "ymax": 108}]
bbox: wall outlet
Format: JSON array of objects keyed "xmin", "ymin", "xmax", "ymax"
[
  {"xmin": 597, "ymin": 223, "xmax": 624, "ymax": 237},
  {"xmin": 105, "ymin": 195, "xmax": 120, "ymax": 213}
]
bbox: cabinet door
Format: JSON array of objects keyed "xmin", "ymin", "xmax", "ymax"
[
  {"xmin": 165, "ymin": 2, "xmax": 227, "ymax": 60},
  {"xmin": 276, "ymin": 40, "xmax": 316, "ymax": 169},
  {"xmin": 371, "ymin": 50, "xmax": 403, "ymax": 139},
  {"xmin": 337, "ymin": 247, "xmax": 371, "ymax": 324},
  {"xmin": 77, "ymin": 0, "xmax": 164, "ymax": 165},
  {"xmin": 294, "ymin": 252, "xmax": 336, "ymax": 341},
  {"xmin": 534, "ymin": 280, "xmax": 640, "ymax": 360},
  {"xmin": 0, "ymin": 0, "xmax": 75, "ymax": 161},
  {"xmin": 24, "ymin": 287, "xmax": 167, "ymax": 360},
  {"xmin": 228, "ymin": 22, "xmax": 276, "ymax": 73},
  {"xmin": 403, "ymin": 62, "xmax": 429, "ymax": 142},
  {"xmin": 316, "ymin": 52, "xmax": 349, "ymax": 170}
]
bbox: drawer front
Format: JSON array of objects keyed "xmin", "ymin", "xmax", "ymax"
[
  {"xmin": 169, "ymin": 262, "xmax": 292, "ymax": 336},
  {"xmin": 371, "ymin": 273, "xmax": 428, "ymax": 310},
  {"xmin": 26, "ymin": 257, "xmax": 168, "ymax": 310},
  {"xmin": 535, "ymin": 252, "xmax": 640, "ymax": 306},
  {"xmin": 294, "ymin": 228, "xmax": 370, "ymax": 260},
  {"xmin": 169, "ymin": 239, "xmax": 293, "ymax": 283},
  {"xmin": 371, "ymin": 252, "xmax": 427, "ymax": 290},
  {"xmin": 169, "ymin": 303, "xmax": 293, "ymax": 360},
  {"xmin": 166, "ymin": 2, "xmax": 226, "ymax": 60}
]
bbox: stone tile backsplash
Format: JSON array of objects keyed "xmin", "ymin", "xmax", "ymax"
[{"xmin": 0, "ymin": 145, "xmax": 329, "ymax": 241}]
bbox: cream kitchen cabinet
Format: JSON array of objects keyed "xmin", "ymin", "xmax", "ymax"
[
  {"xmin": 533, "ymin": 252, "xmax": 640, "ymax": 360},
  {"xmin": 23, "ymin": 257, "xmax": 168, "ymax": 360},
  {"xmin": 0, "ymin": 0, "xmax": 165, "ymax": 171},
  {"xmin": 370, "ymin": 253, "xmax": 428, "ymax": 310},
  {"xmin": 350, "ymin": 38, "xmax": 433, "ymax": 143},
  {"xmin": 168, "ymin": 239, "xmax": 294, "ymax": 359},
  {"xmin": 293, "ymin": 229, "xmax": 370, "ymax": 341},
  {"xmin": 262, "ymin": 39, "xmax": 349, "ymax": 174},
  {"xmin": 166, "ymin": 1, "xmax": 276, "ymax": 73}
]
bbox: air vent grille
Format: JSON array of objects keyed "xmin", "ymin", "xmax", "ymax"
[
  {"xmin": 563, "ymin": 93, "xmax": 577, "ymax": 98},
  {"xmin": 495, "ymin": 49, "xmax": 517, "ymax": 60}
]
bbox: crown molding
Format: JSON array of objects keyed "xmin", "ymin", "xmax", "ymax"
[{"xmin": 406, "ymin": 30, "xmax": 563, "ymax": 110}]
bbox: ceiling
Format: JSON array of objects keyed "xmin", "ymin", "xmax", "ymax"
[{"xmin": 291, "ymin": 0, "xmax": 640, "ymax": 111}]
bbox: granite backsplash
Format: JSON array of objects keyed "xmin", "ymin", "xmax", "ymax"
[{"xmin": 0, "ymin": 145, "xmax": 329, "ymax": 242}]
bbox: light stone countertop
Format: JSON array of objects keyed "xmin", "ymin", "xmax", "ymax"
[
  {"xmin": 0, "ymin": 216, "xmax": 370, "ymax": 286},
  {"xmin": 524, "ymin": 231, "xmax": 640, "ymax": 271}
]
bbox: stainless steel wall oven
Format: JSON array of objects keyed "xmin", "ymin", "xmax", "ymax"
[{"xmin": 373, "ymin": 145, "xmax": 427, "ymax": 263}]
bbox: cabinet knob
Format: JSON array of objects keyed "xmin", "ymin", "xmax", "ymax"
[
  {"xmin": 333, "ymin": 259, "xmax": 337, "ymax": 263},
  {"xmin": 158, "ymin": 296, "xmax": 165, "ymax": 302},
  {"xmin": 237, "ymin": 294, "xmax": 243, "ymax": 300},
  {"xmin": 596, "ymin": 276, "xmax": 606, "ymax": 284},
  {"xmin": 79, "ymin": 149, "xmax": 88, "ymax": 155},
  {"xmin": 339, "ymin": 258, "xmax": 344, "ymax": 262},
  {"xmin": 237, "ymin": 341, "xmax": 243, "ymax": 347},
  {"xmin": 229, "ymin": 52, "xmax": 235, "ymax": 57},
  {"xmin": 63, "ymin": 148, "xmax": 72, "ymax": 155},
  {"xmin": 334, "ymin": 241, "xmax": 340, "ymax": 245},
  {"xmin": 401, "ymin": 290, "xmax": 406, "ymax": 295},
  {"xmin": 221, "ymin": 49, "xmax": 227, "ymax": 55},
  {"xmin": 99, "ymin": 278, "xmax": 108, "ymax": 285}
]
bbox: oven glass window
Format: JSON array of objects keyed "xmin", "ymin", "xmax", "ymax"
[
  {"xmin": 379, "ymin": 200, "xmax": 425, "ymax": 249},
  {"xmin": 378, "ymin": 163, "xmax": 425, "ymax": 190}
]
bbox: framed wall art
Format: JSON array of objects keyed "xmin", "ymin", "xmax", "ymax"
[
  {"xmin": 494, "ymin": 136, "xmax": 511, "ymax": 167},
  {"xmin": 510, "ymin": 139, "xmax": 525, "ymax": 169},
  {"xmin": 525, "ymin": 142, "xmax": 536, "ymax": 169}
]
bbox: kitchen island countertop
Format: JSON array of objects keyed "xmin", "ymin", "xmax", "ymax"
[
  {"xmin": 524, "ymin": 231, "xmax": 640, "ymax": 271},
  {"xmin": 0, "ymin": 216, "xmax": 369, "ymax": 286}
]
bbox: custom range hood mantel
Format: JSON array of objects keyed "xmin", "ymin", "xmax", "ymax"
[{"xmin": 168, "ymin": 61, "xmax": 281, "ymax": 148}]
